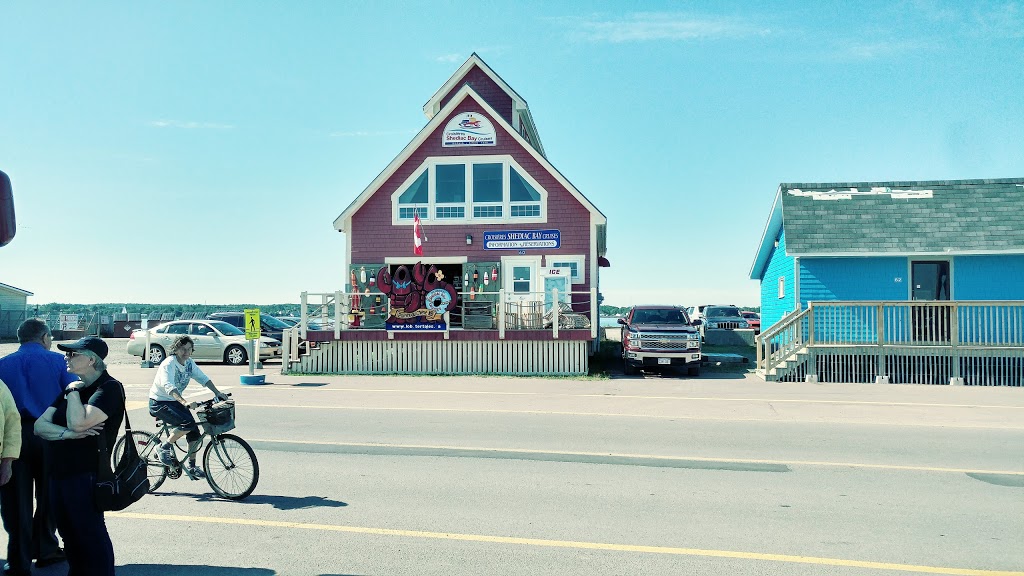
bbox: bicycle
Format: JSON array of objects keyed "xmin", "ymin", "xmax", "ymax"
[{"xmin": 112, "ymin": 394, "xmax": 260, "ymax": 500}]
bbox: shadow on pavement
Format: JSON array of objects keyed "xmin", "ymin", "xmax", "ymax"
[
  {"xmin": 149, "ymin": 491, "xmax": 348, "ymax": 510},
  {"xmin": 118, "ymin": 565, "xmax": 276, "ymax": 575}
]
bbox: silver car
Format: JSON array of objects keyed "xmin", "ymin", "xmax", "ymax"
[{"xmin": 126, "ymin": 320, "xmax": 282, "ymax": 365}]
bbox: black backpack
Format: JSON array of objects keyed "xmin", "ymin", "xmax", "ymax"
[{"xmin": 94, "ymin": 383, "xmax": 150, "ymax": 511}]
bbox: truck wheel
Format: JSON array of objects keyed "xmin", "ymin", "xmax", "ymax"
[
  {"xmin": 623, "ymin": 357, "xmax": 638, "ymax": 376},
  {"xmin": 688, "ymin": 365, "xmax": 701, "ymax": 377}
]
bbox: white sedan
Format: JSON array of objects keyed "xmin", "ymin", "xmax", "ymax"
[{"xmin": 127, "ymin": 319, "xmax": 282, "ymax": 365}]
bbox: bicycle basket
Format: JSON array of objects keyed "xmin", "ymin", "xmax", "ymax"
[{"xmin": 197, "ymin": 401, "xmax": 235, "ymax": 435}]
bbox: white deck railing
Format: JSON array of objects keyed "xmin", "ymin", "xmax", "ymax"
[
  {"xmin": 281, "ymin": 288, "xmax": 599, "ymax": 367},
  {"xmin": 757, "ymin": 301, "xmax": 1024, "ymax": 386}
]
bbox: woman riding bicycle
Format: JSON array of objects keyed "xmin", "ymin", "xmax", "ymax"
[{"xmin": 148, "ymin": 335, "xmax": 228, "ymax": 478}]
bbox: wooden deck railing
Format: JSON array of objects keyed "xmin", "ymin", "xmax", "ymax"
[
  {"xmin": 282, "ymin": 288, "xmax": 600, "ymax": 364},
  {"xmin": 757, "ymin": 301, "xmax": 1024, "ymax": 386},
  {"xmin": 756, "ymin": 306, "xmax": 809, "ymax": 378}
]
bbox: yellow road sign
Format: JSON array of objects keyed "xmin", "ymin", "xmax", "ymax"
[{"xmin": 244, "ymin": 308, "xmax": 261, "ymax": 340}]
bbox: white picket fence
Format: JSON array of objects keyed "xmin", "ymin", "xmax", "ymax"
[{"xmin": 286, "ymin": 338, "xmax": 589, "ymax": 375}]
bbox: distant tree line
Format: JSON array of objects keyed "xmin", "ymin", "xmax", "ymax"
[
  {"xmin": 28, "ymin": 303, "xmax": 302, "ymax": 318},
  {"xmin": 28, "ymin": 303, "xmax": 759, "ymax": 320},
  {"xmin": 600, "ymin": 304, "xmax": 760, "ymax": 317}
]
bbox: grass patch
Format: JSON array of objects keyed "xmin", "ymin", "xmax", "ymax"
[{"xmin": 586, "ymin": 341, "xmax": 620, "ymax": 378}]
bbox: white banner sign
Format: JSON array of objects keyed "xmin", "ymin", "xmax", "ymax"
[
  {"xmin": 59, "ymin": 314, "xmax": 79, "ymax": 330},
  {"xmin": 442, "ymin": 112, "xmax": 496, "ymax": 147}
]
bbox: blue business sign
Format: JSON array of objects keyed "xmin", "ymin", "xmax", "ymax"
[{"xmin": 483, "ymin": 229, "xmax": 560, "ymax": 250}]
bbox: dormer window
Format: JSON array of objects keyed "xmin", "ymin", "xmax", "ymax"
[{"xmin": 392, "ymin": 155, "xmax": 546, "ymax": 224}]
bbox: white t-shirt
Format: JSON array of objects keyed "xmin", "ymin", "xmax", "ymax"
[{"xmin": 149, "ymin": 357, "xmax": 211, "ymax": 402}]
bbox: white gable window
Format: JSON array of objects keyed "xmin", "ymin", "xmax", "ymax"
[
  {"xmin": 546, "ymin": 255, "xmax": 584, "ymax": 284},
  {"xmin": 397, "ymin": 172, "xmax": 428, "ymax": 219},
  {"xmin": 510, "ymin": 167, "xmax": 541, "ymax": 217},
  {"xmin": 392, "ymin": 155, "xmax": 546, "ymax": 225}
]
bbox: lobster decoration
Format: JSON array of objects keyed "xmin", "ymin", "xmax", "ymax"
[{"xmin": 377, "ymin": 262, "xmax": 457, "ymax": 324}]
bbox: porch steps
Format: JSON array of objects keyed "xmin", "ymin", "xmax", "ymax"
[{"xmin": 759, "ymin": 346, "xmax": 810, "ymax": 382}]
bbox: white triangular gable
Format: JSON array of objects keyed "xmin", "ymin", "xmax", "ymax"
[
  {"xmin": 333, "ymin": 84, "xmax": 605, "ymax": 233},
  {"xmin": 422, "ymin": 53, "xmax": 527, "ymax": 121}
]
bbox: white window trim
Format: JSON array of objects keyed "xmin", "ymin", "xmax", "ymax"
[
  {"xmin": 778, "ymin": 277, "xmax": 785, "ymax": 299},
  {"xmin": 391, "ymin": 155, "xmax": 547, "ymax": 226},
  {"xmin": 545, "ymin": 254, "xmax": 585, "ymax": 285}
]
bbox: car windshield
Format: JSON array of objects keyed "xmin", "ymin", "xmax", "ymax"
[
  {"xmin": 209, "ymin": 321, "xmax": 244, "ymax": 336},
  {"xmin": 262, "ymin": 315, "xmax": 290, "ymax": 329},
  {"xmin": 632, "ymin": 308, "xmax": 688, "ymax": 324},
  {"xmin": 706, "ymin": 307, "xmax": 741, "ymax": 318}
]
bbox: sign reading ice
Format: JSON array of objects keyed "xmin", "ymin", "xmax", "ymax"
[
  {"xmin": 484, "ymin": 229, "xmax": 560, "ymax": 250},
  {"xmin": 442, "ymin": 112, "xmax": 496, "ymax": 147}
]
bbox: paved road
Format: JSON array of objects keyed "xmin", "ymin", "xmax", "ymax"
[{"xmin": 1, "ymin": 353, "xmax": 1022, "ymax": 575}]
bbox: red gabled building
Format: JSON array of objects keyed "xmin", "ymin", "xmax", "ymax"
[{"xmin": 288, "ymin": 54, "xmax": 607, "ymax": 376}]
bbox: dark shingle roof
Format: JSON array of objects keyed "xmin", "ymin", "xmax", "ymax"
[{"xmin": 781, "ymin": 178, "xmax": 1024, "ymax": 254}]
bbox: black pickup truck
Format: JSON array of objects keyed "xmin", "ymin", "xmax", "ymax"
[{"xmin": 618, "ymin": 305, "xmax": 702, "ymax": 376}]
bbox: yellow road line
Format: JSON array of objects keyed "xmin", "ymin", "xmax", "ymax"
[
  {"xmin": 247, "ymin": 438, "xmax": 1024, "ymax": 476},
  {"xmin": 250, "ymin": 386, "xmax": 1024, "ymax": 410},
  {"xmin": 107, "ymin": 511, "xmax": 1023, "ymax": 575},
  {"xmin": 233, "ymin": 402, "xmax": 1024, "ymax": 430}
]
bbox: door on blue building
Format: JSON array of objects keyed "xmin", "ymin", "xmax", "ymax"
[
  {"xmin": 911, "ymin": 261, "xmax": 950, "ymax": 301},
  {"xmin": 911, "ymin": 260, "xmax": 951, "ymax": 342}
]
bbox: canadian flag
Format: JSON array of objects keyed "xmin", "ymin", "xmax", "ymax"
[{"xmin": 413, "ymin": 212, "xmax": 424, "ymax": 256}]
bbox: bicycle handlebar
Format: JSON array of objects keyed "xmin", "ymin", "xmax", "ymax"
[{"xmin": 192, "ymin": 393, "xmax": 232, "ymax": 411}]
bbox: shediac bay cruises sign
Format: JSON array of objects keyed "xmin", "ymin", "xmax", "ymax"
[
  {"xmin": 442, "ymin": 112, "xmax": 496, "ymax": 147},
  {"xmin": 484, "ymin": 229, "xmax": 560, "ymax": 250}
]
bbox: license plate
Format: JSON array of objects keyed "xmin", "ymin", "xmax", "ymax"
[{"xmin": 657, "ymin": 358, "xmax": 671, "ymax": 365}]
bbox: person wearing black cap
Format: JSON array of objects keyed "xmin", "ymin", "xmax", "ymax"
[
  {"xmin": 0, "ymin": 318, "xmax": 74, "ymax": 575},
  {"xmin": 33, "ymin": 336, "xmax": 122, "ymax": 576}
]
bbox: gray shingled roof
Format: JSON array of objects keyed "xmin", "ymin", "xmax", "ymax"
[{"xmin": 781, "ymin": 178, "xmax": 1024, "ymax": 254}]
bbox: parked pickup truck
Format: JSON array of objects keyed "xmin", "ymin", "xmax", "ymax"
[{"xmin": 618, "ymin": 305, "xmax": 702, "ymax": 376}]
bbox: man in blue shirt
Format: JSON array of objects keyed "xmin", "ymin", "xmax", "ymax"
[{"xmin": 0, "ymin": 319, "xmax": 76, "ymax": 575}]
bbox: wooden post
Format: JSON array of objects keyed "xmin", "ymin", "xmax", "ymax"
[
  {"xmin": 280, "ymin": 328, "xmax": 290, "ymax": 374},
  {"xmin": 755, "ymin": 332, "xmax": 762, "ymax": 371},
  {"xmin": 552, "ymin": 287, "xmax": 559, "ymax": 339},
  {"xmin": 590, "ymin": 288, "xmax": 598, "ymax": 340},
  {"xmin": 806, "ymin": 303, "xmax": 817, "ymax": 377},
  {"xmin": 334, "ymin": 290, "xmax": 342, "ymax": 340},
  {"xmin": 949, "ymin": 302, "xmax": 963, "ymax": 385},
  {"xmin": 876, "ymin": 303, "xmax": 886, "ymax": 383},
  {"xmin": 300, "ymin": 291, "xmax": 308, "ymax": 340},
  {"xmin": 498, "ymin": 289, "xmax": 506, "ymax": 340}
]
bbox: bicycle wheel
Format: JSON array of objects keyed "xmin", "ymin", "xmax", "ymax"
[
  {"xmin": 203, "ymin": 434, "xmax": 259, "ymax": 500},
  {"xmin": 113, "ymin": 431, "xmax": 168, "ymax": 493}
]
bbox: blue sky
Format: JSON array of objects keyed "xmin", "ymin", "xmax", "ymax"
[{"xmin": 1, "ymin": 1, "xmax": 1022, "ymax": 307}]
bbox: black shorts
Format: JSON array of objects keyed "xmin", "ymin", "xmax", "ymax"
[{"xmin": 148, "ymin": 399, "xmax": 198, "ymax": 434}]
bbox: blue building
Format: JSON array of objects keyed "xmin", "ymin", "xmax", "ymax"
[{"xmin": 749, "ymin": 178, "xmax": 1024, "ymax": 385}]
